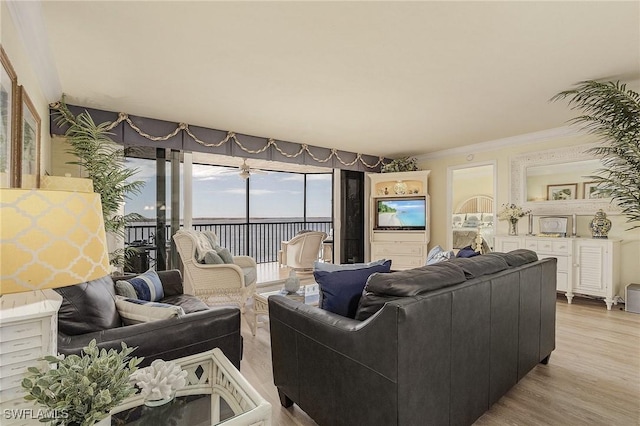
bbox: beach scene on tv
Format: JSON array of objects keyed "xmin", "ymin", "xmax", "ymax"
[{"xmin": 377, "ymin": 199, "xmax": 426, "ymax": 228}]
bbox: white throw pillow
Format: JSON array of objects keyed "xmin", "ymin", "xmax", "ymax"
[{"xmin": 115, "ymin": 296, "xmax": 185, "ymax": 325}]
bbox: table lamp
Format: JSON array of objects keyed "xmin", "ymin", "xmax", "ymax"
[{"xmin": 0, "ymin": 187, "xmax": 110, "ymax": 294}]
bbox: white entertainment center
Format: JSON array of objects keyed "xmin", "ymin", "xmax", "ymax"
[{"xmin": 367, "ymin": 170, "xmax": 431, "ymax": 270}]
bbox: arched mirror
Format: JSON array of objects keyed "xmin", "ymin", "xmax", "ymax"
[{"xmin": 447, "ymin": 162, "xmax": 496, "ymax": 252}]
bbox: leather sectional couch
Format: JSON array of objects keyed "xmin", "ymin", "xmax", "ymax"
[
  {"xmin": 269, "ymin": 249, "xmax": 556, "ymax": 425},
  {"xmin": 55, "ymin": 269, "xmax": 243, "ymax": 368}
]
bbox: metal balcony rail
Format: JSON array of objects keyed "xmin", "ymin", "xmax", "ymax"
[{"xmin": 126, "ymin": 220, "xmax": 332, "ymax": 265}]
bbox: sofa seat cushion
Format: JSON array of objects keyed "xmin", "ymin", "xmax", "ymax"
[
  {"xmin": 55, "ymin": 276, "xmax": 122, "ymax": 335},
  {"xmin": 161, "ymin": 294, "xmax": 210, "ymax": 314},
  {"xmin": 355, "ymin": 262, "xmax": 467, "ymax": 321},
  {"xmin": 314, "ymin": 260, "xmax": 392, "ymax": 318},
  {"xmin": 115, "ymin": 297, "xmax": 185, "ymax": 325}
]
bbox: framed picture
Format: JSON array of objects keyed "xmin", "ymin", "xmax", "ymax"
[
  {"xmin": 19, "ymin": 86, "xmax": 41, "ymax": 188},
  {"xmin": 583, "ymin": 181, "xmax": 611, "ymax": 199},
  {"xmin": 547, "ymin": 183, "xmax": 577, "ymax": 201},
  {"xmin": 0, "ymin": 45, "xmax": 18, "ymax": 188}
]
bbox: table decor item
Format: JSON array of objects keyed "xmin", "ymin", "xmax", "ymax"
[
  {"xmin": 498, "ymin": 203, "xmax": 531, "ymax": 236},
  {"xmin": 284, "ymin": 269, "xmax": 301, "ymax": 293},
  {"xmin": 130, "ymin": 359, "xmax": 187, "ymax": 407},
  {"xmin": 590, "ymin": 209, "xmax": 612, "ymax": 238},
  {"xmin": 21, "ymin": 339, "xmax": 142, "ymax": 426}
]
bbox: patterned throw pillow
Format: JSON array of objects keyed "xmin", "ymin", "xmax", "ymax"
[
  {"xmin": 115, "ymin": 297, "xmax": 185, "ymax": 325},
  {"xmin": 116, "ymin": 269, "xmax": 164, "ymax": 302}
]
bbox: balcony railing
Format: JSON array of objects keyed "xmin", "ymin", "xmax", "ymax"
[{"xmin": 126, "ymin": 220, "xmax": 333, "ymax": 266}]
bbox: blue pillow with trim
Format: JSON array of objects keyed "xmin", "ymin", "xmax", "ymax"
[
  {"xmin": 314, "ymin": 260, "xmax": 392, "ymax": 318},
  {"xmin": 117, "ymin": 269, "xmax": 164, "ymax": 302}
]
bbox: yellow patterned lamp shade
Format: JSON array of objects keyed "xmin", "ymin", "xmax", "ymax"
[{"xmin": 0, "ymin": 189, "xmax": 110, "ymax": 294}]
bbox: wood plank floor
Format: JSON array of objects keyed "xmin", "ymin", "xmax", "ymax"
[{"xmin": 238, "ymin": 295, "xmax": 640, "ymax": 425}]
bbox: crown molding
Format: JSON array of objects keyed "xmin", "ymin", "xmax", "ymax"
[
  {"xmin": 6, "ymin": 0, "xmax": 62, "ymax": 102},
  {"xmin": 416, "ymin": 126, "xmax": 582, "ymax": 161}
]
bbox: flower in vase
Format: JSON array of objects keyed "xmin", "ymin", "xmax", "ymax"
[
  {"xmin": 130, "ymin": 359, "xmax": 187, "ymax": 401},
  {"xmin": 497, "ymin": 203, "xmax": 531, "ymax": 222}
]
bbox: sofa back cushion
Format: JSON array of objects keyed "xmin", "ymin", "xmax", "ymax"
[
  {"xmin": 56, "ymin": 275, "xmax": 121, "ymax": 335},
  {"xmin": 355, "ymin": 262, "xmax": 467, "ymax": 321}
]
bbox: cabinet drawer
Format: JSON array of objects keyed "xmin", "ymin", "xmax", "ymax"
[
  {"xmin": 390, "ymin": 256, "xmax": 425, "ymax": 269},
  {"xmin": 552, "ymin": 241, "xmax": 570, "ymax": 253},
  {"xmin": 0, "ymin": 335, "xmax": 42, "ymax": 355},
  {"xmin": 0, "ymin": 322, "xmax": 43, "ymax": 343},
  {"xmin": 0, "ymin": 346, "xmax": 44, "ymax": 366},
  {"xmin": 374, "ymin": 245, "xmax": 424, "ymax": 257},
  {"xmin": 0, "ymin": 359, "xmax": 41, "ymax": 379}
]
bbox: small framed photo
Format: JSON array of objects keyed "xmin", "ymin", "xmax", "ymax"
[
  {"xmin": 0, "ymin": 45, "xmax": 18, "ymax": 188},
  {"xmin": 18, "ymin": 86, "xmax": 41, "ymax": 188},
  {"xmin": 583, "ymin": 181, "xmax": 611, "ymax": 199},
  {"xmin": 547, "ymin": 183, "xmax": 577, "ymax": 201}
]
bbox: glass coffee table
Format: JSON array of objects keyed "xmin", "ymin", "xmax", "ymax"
[
  {"xmin": 251, "ymin": 284, "xmax": 319, "ymax": 335},
  {"xmin": 111, "ymin": 348, "xmax": 271, "ymax": 425}
]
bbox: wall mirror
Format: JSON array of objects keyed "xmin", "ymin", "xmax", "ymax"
[
  {"xmin": 447, "ymin": 162, "xmax": 496, "ymax": 251},
  {"xmin": 510, "ymin": 143, "xmax": 620, "ymax": 215}
]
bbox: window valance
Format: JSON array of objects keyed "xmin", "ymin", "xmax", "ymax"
[{"xmin": 49, "ymin": 103, "xmax": 387, "ymax": 172}]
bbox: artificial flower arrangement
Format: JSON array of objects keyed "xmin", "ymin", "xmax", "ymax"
[
  {"xmin": 129, "ymin": 359, "xmax": 188, "ymax": 405},
  {"xmin": 497, "ymin": 203, "xmax": 531, "ymax": 221}
]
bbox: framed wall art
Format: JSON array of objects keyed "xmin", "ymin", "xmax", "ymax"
[
  {"xmin": 0, "ymin": 45, "xmax": 18, "ymax": 188},
  {"xmin": 583, "ymin": 181, "xmax": 611, "ymax": 199},
  {"xmin": 19, "ymin": 86, "xmax": 41, "ymax": 188},
  {"xmin": 547, "ymin": 183, "xmax": 577, "ymax": 201}
]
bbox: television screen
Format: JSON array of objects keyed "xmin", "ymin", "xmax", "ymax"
[{"xmin": 376, "ymin": 197, "xmax": 426, "ymax": 230}]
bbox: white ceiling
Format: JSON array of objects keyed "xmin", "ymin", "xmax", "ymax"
[{"xmin": 32, "ymin": 1, "xmax": 640, "ymax": 158}]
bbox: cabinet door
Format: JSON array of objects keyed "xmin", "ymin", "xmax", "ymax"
[
  {"xmin": 574, "ymin": 242, "xmax": 607, "ymax": 295},
  {"xmin": 495, "ymin": 237, "xmax": 521, "ymax": 253}
]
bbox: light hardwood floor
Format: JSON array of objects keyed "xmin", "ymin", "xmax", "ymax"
[{"xmin": 239, "ymin": 295, "xmax": 640, "ymax": 426}]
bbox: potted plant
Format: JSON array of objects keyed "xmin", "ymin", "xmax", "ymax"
[
  {"xmin": 51, "ymin": 98, "xmax": 145, "ymax": 268},
  {"xmin": 552, "ymin": 81, "xmax": 640, "ymax": 229},
  {"xmin": 21, "ymin": 340, "xmax": 143, "ymax": 426},
  {"xmin": 381, "ymin": 156, "xmax": 418, "ymax": 173}
]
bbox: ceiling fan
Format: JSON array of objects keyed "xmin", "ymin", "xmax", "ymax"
[{"xmin": 238, "ymin": 158, "xmax": 267, "ymax": 179}]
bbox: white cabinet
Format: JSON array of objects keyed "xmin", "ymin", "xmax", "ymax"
[
  {"xmin": 494, "ymin": 236, "xmax": 621, "ymax": 310},
  {"xmin": 0, "ymin": 290, "xmax": 62, "ymax": 425},
  {"xmin": 367, "ymin": 170, "xmax": 431, "ymax": 270},
  {"xmin": 573, "ymin": 239, "xmax": 621, "ymax": 310}
]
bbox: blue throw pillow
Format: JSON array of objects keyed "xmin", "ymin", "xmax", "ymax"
[
  {"xmin": 117, "ymin": 269, "xmax": 164, "ymax": 302},
  {"xmin": 314, "ymin": 260, "xmax": 392, "ymax": 318}
]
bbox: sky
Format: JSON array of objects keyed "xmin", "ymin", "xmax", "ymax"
[{"xmin": 124, "ymin": 158, "xmax": 333, "ymax": 221}]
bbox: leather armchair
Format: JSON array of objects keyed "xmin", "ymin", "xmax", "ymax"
[{"xmin": 55, "ymin": 270, "xmax": 243, "ymax": 368}]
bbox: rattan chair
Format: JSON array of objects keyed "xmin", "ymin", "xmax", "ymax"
[
  {"xmin": 278, "ymin": 231, "xmax": 328, "ymax": 271},
  {"xmin": 173, "ymin": 230, "xmax": 257, "ymax": 331}
]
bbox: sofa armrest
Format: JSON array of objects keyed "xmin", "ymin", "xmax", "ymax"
[{"xmin": 57, "ymin": 306, "xmax": 243, "ymax": 369}]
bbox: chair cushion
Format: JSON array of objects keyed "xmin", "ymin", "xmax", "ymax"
[
  {"xmin": 202, "ymin": 250, "xmax": 224, "ymax": 264},
  {"xmin": 314, "ymin": 260, "xmax": 392, "ymax": 318},
  {"xmin": 55, "ymin": 275, "xmax": 122, "ymax": 335},
  {"xmin": 116, "ymin": 269, "xmax": 164, "ymax": 302},
  {"xmin": 242, "ymin": 266, "xmax": 257, "ymax": 286},
  {"xmin": 216, "ymin": 246, "xmax": 234, "ymax": 264},
  {"xmin": 115, "ymin": 296, "xmax": 185, "ymax": 325}
]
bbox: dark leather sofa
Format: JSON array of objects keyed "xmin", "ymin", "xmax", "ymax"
[
  {"xmin": 55, "ymin": 270, "xmax": 243, "ymax": 368},
  {"xmin": 269, "ymin": 250, "xmax": 556, "ymax": 426}
]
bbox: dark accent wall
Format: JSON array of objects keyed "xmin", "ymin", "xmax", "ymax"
[{"xmin": 340, "ymin": 170, "xmax": 365, "ymax": 264}]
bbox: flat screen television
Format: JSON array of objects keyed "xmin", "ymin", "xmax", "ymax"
[{"xmin": 375, "ymin": 197, "xmax": 426, "ymax": 230}]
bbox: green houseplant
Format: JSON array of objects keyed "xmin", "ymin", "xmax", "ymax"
[
  {"xmin": 22, "ymin": 340, "xmax": 143, "ymax": 426},
  {"xmin": 52, "ymin": 98, "xmax": 145, "ymax": 267},
  {"xmin": 552, "ymin": 81, "xmax": 640, "ymax": 230}
]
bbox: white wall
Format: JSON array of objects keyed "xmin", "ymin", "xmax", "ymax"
[
  {"xmin": 419, "ymin": 130, "xmax": 640, "ymax": 289},
  {"xmin": 1, "ymin": 2, "xmax": 52, "ymax": 176}
]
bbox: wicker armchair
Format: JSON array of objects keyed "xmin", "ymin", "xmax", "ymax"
[
  {"xmin": 173, "ymin": 230, "xmax": 257, "ymax": 331},
  {"xmin": 278, "ymin": 231, "xmax": 328, "ymax": 271}
]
